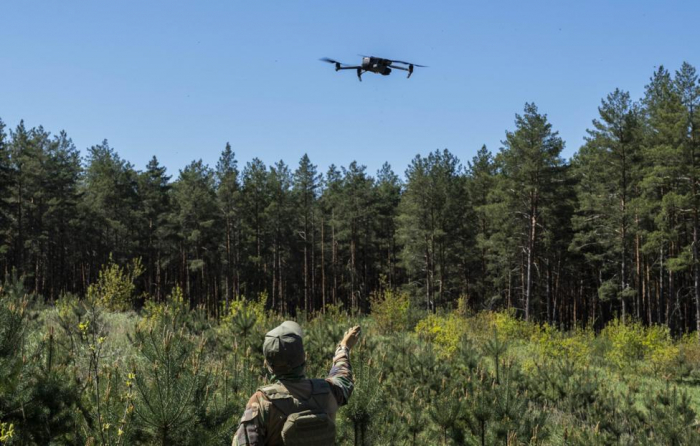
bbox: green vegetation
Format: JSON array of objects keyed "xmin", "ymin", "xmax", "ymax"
[
  {"xmin": 0, "ymin": 62, "xmax": 699, "ymax": 336},
  {"xmin": 2, "ymin": 282, "xmax": 700, "ymax": 445}
]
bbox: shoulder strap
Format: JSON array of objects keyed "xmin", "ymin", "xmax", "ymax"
[{"xmin": 259, "ymin": 383, "xmax": 290, "ymax": 399}]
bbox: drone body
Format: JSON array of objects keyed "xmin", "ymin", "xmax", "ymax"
[{"xmin": 320, "ymin": 55, "xmax": 426, "ymax": 81}]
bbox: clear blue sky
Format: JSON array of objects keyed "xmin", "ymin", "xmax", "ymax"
[{"xmin": 2, "ymin": 1, "xmax": 698, "ymax": 178}]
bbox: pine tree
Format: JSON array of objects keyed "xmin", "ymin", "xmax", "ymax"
[
  {"xmin": 398, "ymin": 149, "xmax": 468, "ymax": 311},
  {"xmin": 641, "ymin": 68, "xmax": 687, "ymax": 328},
  {"xmin": 293, "ymin": 154, "xmax": 320, "ymax": 313},
  {"xmin": 642, "ymin": 384, "xmax": 700, "ymax": 444},
  {"xmin": 267, "ymin": 160, "xmax": 294, "ymax": 312},
  {"xmin": 673, "ymin": 62, "xmax": 700, "ymax": 338},
  {"xmin": 81, "ymin": 140, "xmax": 140, "ymax": 274},
  {"xmin": 337, "ymin": 162, "xmax": 375, "ymax": 311},
  {"xmin": 570, "ymin": 89, "xmax": 641, "ymax": 325},
  {"xmin": 132, "ymin": 324, "xmax": 216, "ymax": 445},
  {"xmin": 496, "ymin": 103, "xmax": 565, "ymax": 321},
  {"xmin": 215, "ymin": 143, "xmax": 240, "ymax": 309},
  {"xmin": 320, "ymin": 165, "xmax": 343, "ymax": 307},
  {"xmin": 0, "ymin": 119, "xmax": 11, "ymax": 277},
  {"xmin": 171, "ymin": 160, "xmax": 219, "ymax": 309},
  {"xmin": 240, "ymin": 158, "xmax": 271, "ymax": 301},
  {"xmin": 137, "ymin": 156, "xmax": 171, "ymax": 302},
  {"xmin": 43, "ymin": 131, "xmax": 82, "ymax": 299},
  {"xmin": 6, "ymin": 121, "xmax": 37, "ymax": 286},
  {"xmin": 374, "ymin": 163, "xmax": 402, "ymax": 291},
  {"xmin": 466, "ymin": 146, "xmax": 497, "ymax": 307},
  {"xmin": 0, "ymin": 276, "xmax": 29, "ymax": 441}
]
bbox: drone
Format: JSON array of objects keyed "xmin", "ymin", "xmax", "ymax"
[{"xmin": 320, "ymin": 55, "xmax": 426, "ymax": 81}]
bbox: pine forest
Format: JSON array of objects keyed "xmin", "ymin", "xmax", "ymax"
[{"xmin": 2, "ymin": 63, "xmax": 700, "ymax": 444}]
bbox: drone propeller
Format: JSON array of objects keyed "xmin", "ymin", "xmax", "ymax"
[
  {"xmin": 390, "ymin": 60, "xmax": 427, "ymax": 67},
  {"xmin": 320, "ymin": 57, "xmax": 351, "ymax": 71},
  {"xmin": 319, "ymin": 57, "xmax": 344, "ymax": 64}
]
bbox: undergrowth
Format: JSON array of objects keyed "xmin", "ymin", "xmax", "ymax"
[{"xmin": 1, "ymin": 284, "xmax": 699, "ymax": 445}]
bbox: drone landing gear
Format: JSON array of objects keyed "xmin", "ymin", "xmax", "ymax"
[
  {"xmin": 408, "ymin": 64, "xmax": 414, "ymax": 79},
  {"xmin": 357, "ymin": 68, "xmax": 363, "ymax": 82}
]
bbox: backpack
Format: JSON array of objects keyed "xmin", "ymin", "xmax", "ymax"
[{"xmin": 259, "ymin": 379, "xmax": 336, "ymax": 446}]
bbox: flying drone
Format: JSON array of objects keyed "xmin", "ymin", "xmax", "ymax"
[{"xmin": 320, "ymin": 55, "xmax": 426, "ymax": 81}]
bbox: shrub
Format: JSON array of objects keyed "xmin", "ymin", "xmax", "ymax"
[
  {"xmin": 456, "ymin": 294, "xmax": 471, "ymax": 317},
  {"xmin": 532, "ymin": 324, "xmax": 593, "ymax": 363},
  {"xmin": 0, "ymin": 423, "xmax": 14, "ymax": 444},
  {"xmin": 600, "ymin": 319, "xmax": 679, "ymax": 373},
  {"xmin": 141, "ymin": 284, "xmax": 188, "ymax": 325},
  {"xmin": 370, "ymin": 289, "xmax": 411, "ymax": 334},
  {"xmin": 415, "ymin": 313, "xmax": 465, "ymax": 357},
  {"xmin": 88, "ymin": 256, "xmax": 143, "ymax": 311},
  {"xmin": 667, "ymin": 334, "xmax": 700, "ymax": 381},
  {"xmin": 221, "ymin": 292, "xmax": 267, "ymax": 327},
  {"xmin": 491, "ymin": 308, "xmax": 537, "ymax": 340},
  {"xmin": 320, "ymin": 303, "xmax": 346, "ymax": 322},
  {"xmin": 601, "ymin": 318, "xmax": 647, "ymax": 368}
]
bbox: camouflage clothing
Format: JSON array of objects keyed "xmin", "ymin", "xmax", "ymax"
[{"xmin": 233, "ymin": 344, "xmax": 353, "ymax": 445}]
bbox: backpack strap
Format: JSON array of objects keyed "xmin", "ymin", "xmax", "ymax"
[
  {"xmin": 310, "ymin": 379, "xmax": 330, "ymax": 395},
  {"xmin": 307, "ymin": 379, "xmax": 331, "ymax": 410}
]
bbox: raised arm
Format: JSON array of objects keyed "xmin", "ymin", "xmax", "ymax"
[{"xmin": 326, "ymin": 325, "xmax": 361, "ymax": 406}]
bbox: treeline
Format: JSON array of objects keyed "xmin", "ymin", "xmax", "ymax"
[{"xmin": 1, "ymin": 63, "xmax": 699, "ymax": 334}]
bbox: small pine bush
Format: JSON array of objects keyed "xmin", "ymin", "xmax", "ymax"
[
  {"xmin": 88, "ymin": 256, "xmax": 144, "ymax": 311},
  {"xmin": 370, "ymin": 289, "xmax": 412, "ymax": 334}
]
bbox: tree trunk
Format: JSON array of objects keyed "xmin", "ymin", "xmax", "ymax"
[
  {"xmin": 546, "ymin": 259, "xmax": 552, "ymax": 325},
  {"xmin": 659, "ymin": 246, "xmax": 664, "ymax": 324},
  {"xmin": 312, "ymin": 210, "xmax": 316, "ymax": 312},
  {"xmin": 332, "ymin": 210, "xmax": 337, "ymax": 306},
  {"xmin": 321, "ymin": 215, "xmax": 326, "ymax": 312},
  {"xmin": 695, "ymin": 219, "xmax": 700, "ymax": 340},
  {"xmin": 225, "ymin": 216, "xmax": 232, "ymax": 311},
  {"xmin": 525, "ymin": 207, "xmax": 536, "ymax": 322}
]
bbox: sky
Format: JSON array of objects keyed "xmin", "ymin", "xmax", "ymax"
[{"xmin": 1, "ymin": 0, "xmax": 699, "ymax": 179}]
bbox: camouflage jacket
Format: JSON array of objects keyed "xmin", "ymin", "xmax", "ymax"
[{"xmin": 232, "ymin": 344, "xmax": 354, "ymax": 446}]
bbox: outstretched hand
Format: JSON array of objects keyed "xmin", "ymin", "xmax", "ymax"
[{"xmin": 340, "ymin": 325, "xmax": 362, "ymax": 350}]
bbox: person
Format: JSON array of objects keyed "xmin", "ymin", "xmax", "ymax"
[{"xmin": 233, "ymin": 321, "xmax": 361, "ymax": 446}]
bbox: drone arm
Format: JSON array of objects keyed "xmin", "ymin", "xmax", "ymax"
[
  {"xmin": 335, "ymin": 66, "xmax": 362, "ymax": 70},
  {"xmin": 388, "ymin": 64, "xmax": 415, "ymax": 78}
]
